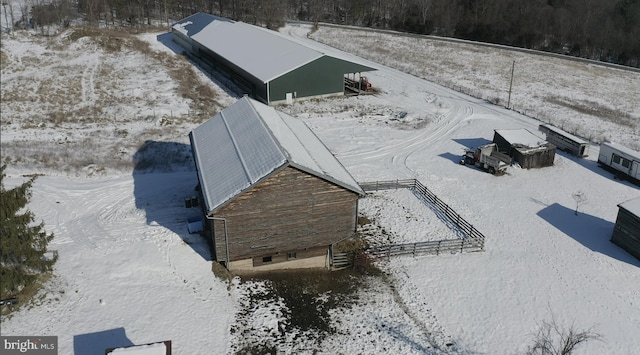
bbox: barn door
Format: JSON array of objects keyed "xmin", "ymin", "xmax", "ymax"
[{"xmin": 286, "ymin": 93, "xmax": 293, "ymax": 104}]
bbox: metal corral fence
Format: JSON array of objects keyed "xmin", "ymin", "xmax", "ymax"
[{"xmin": 332, "ymin": 179, "xmax": 485, "ymax": 269}]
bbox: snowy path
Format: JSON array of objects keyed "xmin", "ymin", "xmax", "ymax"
[
  {"xmin": 285, "ymin": 24, "xmax": 640, "ymax": 354},
  {"xmin": 3, "ymin": 173, "xmax": 234, "ymax": 355}
]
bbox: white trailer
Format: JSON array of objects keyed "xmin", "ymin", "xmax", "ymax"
[
  {"xmin": 538, "ymin": 124, "xmax": 589, "ymax": 157},
  {"xmin": 598, "ymin": 141, "xmax": 640, "ymax": 181}
]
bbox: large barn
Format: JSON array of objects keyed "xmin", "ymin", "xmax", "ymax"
[
  {"xmin": 611, "ymin": 196, "xmax": 640, "ymax": 261},
  {"xmin": 493, "ymin": 129, "xmax": 556, "ymax": 168},
  {"xmin": 172, "ymin": 13, "xmax": 377, "ymax": 105},
  {"xmin": 189, "ymin": 97, "xmax": 364, "ymax": 272}
]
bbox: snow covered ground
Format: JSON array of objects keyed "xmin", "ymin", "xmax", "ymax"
[{"xmin": 1, "ymin": 22, "xmax": 639, "ymax": 354}]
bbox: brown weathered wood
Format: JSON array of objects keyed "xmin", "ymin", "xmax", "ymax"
[
  {"xmin": 611, "ymin": 207, "xmax": 640, "ymax": 260},
  {"xmin": 212, "ymin": 167, "xmax": 359, "ymax": 262}
]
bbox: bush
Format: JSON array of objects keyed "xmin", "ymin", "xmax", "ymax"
[{"xmin": 527, "ymin": 316, "xmax": 603, "ymax": 355}]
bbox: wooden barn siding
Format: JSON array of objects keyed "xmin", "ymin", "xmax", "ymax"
[
  {"xmin": 212, "ymin": 167, "xmax": 359, "ymax": 262},
  {"xmin": 513, "ymin": 147, "xmax": 556, "ymax": 168},
  {"xmin": 611, "ymin": 208, "xmax": 640, "ymax": 260}
]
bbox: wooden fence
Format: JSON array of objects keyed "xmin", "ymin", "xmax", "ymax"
[
  {"xmin": 330, "ymin": 252, "xmax": 353, "ymax": 270},
  {"xmin": 332, "ymin": 179, "xmax": 485, "ymax": 269},
  {"xmin": 359, "ymin": 179, "xmax": 417, "ymax": 191}
]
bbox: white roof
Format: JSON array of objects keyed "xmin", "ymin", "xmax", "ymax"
[
  {"xmin": 495, "ymin": 129, "xmax": 547, "ymax": 148},
  {"xmin": 190, "ymin": 97, "xmax": 363, "ymax": 214},
  {"xmin": 619, "ymin": 196, "xmax": 640, "ymax": 216},
  {"xmin": 196, "ymin": 21, "xmax": 322, "ymax": 83},
  {"xmin": 110, "ymin": 342, "xmax": 167, "ymax": 354},
  {"xmin": 172, "ymin": 13, "xmax": 375, "ymax": 84},
  {"xmin": 603, "ymin": 141, "xmax": 640, "ymax": 160},
  {"xmin": 539, "ymin": 124, "xmax": 588, "ymax": 144}
]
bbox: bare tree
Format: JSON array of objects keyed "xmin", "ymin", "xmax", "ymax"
[
  {"xmin": 572, "ymin": 191, "xmax": 586, "ymax": 215},
  {"xmin": 527, "ymin": 317, "xmax": 603, "ymax": 355}
]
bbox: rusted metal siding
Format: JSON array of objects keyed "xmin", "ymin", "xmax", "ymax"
[{"xmin": 212, "ymin": 166, "xmax": 359, "ymax": 263}]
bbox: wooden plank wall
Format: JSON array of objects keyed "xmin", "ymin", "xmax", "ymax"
[
  {"xmin": 514, "ymin": 146, "xmax": 556, "ymax": 169},
  {"xmin": 611, "ymin": 208, "xmax": 640, "ymax": 260},
  {"xmin": 213, "ymin": 167, "xmax": 359, "ymax": 262}
]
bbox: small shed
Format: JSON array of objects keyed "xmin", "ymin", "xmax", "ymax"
[
  {"xmin": 189, "ymin": 97, "xmax": 364, "ymax": 272},
  {"xmin": 493, "ymin": 129, "xmax": 556, "ymax": 168},
  {"xmin": 611, "ymin": 196, "xmax": 640, "ymax": 261},
  {"xmin": 172, "ymin": 13, "xmax": 376, "ymax": 105},
  {"xmin": 105, "ymin": 340, "xmax": 171, "ymax": 354}
]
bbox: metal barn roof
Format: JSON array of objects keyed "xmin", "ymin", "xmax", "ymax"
[
  {"xmin": 171, "ymin": 12, "xmax": 233, "ymax": 37},
  {"xmin": 190, "ymin": 97, "xmax": 363, "ymax": 215},
  {"xmin": 172, "ymin": 13, "xmax": 374, "ymax": 83}
]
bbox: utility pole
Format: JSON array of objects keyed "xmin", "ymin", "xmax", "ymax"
[
  {"xmin": 2, "ymin": 1, "xmax": 9, "ymax": 34},
  {"xmin": 507, "ymin": 60, "xmax": 515, "ymax": 109}
]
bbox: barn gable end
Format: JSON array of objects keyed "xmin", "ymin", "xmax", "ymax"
[{"xmin": 212, "ymin": 166, "xmax": 359, "ymax": 268}]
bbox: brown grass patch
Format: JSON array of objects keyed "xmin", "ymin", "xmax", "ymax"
[{"xmin": 546, "ymin": 96, "xmax": 636, "ymax": 127}]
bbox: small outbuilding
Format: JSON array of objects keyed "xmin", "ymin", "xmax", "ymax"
[
  {"xmin": 172, "ymin": 13, "xmax": 376, "ymax": 105},
  {"xmin": 189, "ymin": 96, "xmax": 364, "ymax": 272},
  {"xmin": 493, "ymin": 129, "xmax": 556, "ymax": 168},
  {"xmin": 105, "ymin": 340, "xmax": 172, "ymax": 354},
  {"xmin": 611, "ymin": 196, "xmax": 640, "ymax": 261}
]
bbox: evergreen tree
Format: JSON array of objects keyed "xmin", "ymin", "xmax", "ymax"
[{"xmin": 0, "ymin": 165, "xmax": 56, "ymax": 300}]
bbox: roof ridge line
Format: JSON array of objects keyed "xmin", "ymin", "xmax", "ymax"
[
  {"xmin": 219, "ymin": 109, "xmax": 255, "ymax": 183},
  {"xmin": 276, "ymin": 111, "xmax": 323, "ymax": 172}
]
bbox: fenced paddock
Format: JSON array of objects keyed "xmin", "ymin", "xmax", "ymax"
[{"xmin": 332, "ymin": 179, "xmax": 485, "ymax": 269}]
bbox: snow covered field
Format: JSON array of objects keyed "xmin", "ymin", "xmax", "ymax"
[{"xmin": 1, "ymin": 22, "xmax": 639, "ymax": 354}]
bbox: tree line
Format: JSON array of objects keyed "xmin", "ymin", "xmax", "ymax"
[{"xmin": 5, "ymin": 0, "xmax": 639, "ymax": 67}]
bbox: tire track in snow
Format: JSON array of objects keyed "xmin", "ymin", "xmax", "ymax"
[{"xmin": 81, "ymin": 56, "xmax": 100, "ymax": 104}]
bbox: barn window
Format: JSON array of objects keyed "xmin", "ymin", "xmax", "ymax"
[
  {"xmin": 287, "ymin": 252, "xmax": 297, "ymax": 260},
  {"xmin": 262, "ymin": 256, "xmax": 272, "ymax": 263}
]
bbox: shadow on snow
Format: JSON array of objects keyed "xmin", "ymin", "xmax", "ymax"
[
  {"xmin": 74, "ymin": 327, "xmax": 133, "ymax": 355},
  {"xmin": 537, "ymin": 203, "xmax": 640, "ymax": 267},
  {"xmin": 132, "ymin": 140, "xmax": 211, "ymax": 261}
]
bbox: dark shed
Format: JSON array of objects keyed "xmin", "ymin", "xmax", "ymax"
[
  {"xmin": 493, "ymin": 129, "xmax": 556, "ymax": 168},
  {"xmin": 611, "ymin": 196, "xmax": 640, "ymax": 261}
]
